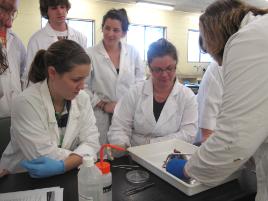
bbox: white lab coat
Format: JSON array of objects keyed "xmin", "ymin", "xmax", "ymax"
[
  {"xmin": 0, "ymin": 29, "xmax": 26, "ymax": 117},
  {"xmin": 0, "ymin": 80, "xmax": 100, "ymax": 173},
  {"xmin": 108, "ymin": 78, "xmax": 198, "ymax": 147},
  {"xmin": 22, "ymin": 23, "xmax": 87, "ymax": 88},
  {"xmin": 86, "ymin": 41, "xmax": 145, "ymax": 145},
  {"xmin": 197, "ymin": 62, "xmax": 223, "ymax": 130},
  {"xmin": 185, "ymin": 12, "xmax": 268, "ymax": 201}
]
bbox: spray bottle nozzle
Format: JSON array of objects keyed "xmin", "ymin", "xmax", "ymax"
[{"xmin": 96, "ymin": 144, "xmax": 126, "ymax": 174}]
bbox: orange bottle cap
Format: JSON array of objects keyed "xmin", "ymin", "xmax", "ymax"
[{"xmin": 96, "ymin": 161, "xmax": 110, "ymax": 174}]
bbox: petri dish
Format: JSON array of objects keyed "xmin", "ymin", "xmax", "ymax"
[{"xmin": 126, "ymin": 170, "xmax": 150, "ymax": 184}]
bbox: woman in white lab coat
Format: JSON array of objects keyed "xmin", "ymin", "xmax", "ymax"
[
  {"xmin": 22, "ymin": 0, "xmax": 87, "ymax": 88},
  {"xmin": 0, "ymin": 0, "xmax": 26, "ymax": 117},
  {"xmin": 86, "ymin": 8, "xmax": 145, "ymax": 145},
  {"xmin": 0, "ymin": 40, "xmax": 100, "ymax": 178},
  {"xmin": 166, "ymin": 1, "xmax": 268, "ymax": 200},
  {"xmin": 197, "ymin": 61, "xmax": 223, "ymax": 142},
  {"xmin": 108, "ymin": 38, "xmax": 198, "ymax": 150}
]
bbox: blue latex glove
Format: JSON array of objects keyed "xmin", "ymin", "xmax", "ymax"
[
  {"xmin": 20, "ymin": 156, "xmax": 65, "ymax": 178},
  {"xmin": 166, "ymin": 158, "xmax": 188, "ymax": 180}
]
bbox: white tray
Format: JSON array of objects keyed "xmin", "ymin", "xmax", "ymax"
[{"xmin": 127, "ymin": 139, "xmax": 240, "ymax": 196}]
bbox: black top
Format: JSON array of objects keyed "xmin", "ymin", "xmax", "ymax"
[
  {"xmin": 55, "ymin": 100, "xmax": 71, "ymax": 148},
  {"xmin": 153, "ymin": 98, "xmax": 166, "ymax": 122},
  {"xmin": 55, "ymin": 100, "xmax": 71, "ymax": 128}
]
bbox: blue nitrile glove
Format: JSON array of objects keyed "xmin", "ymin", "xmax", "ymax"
[
  {"xmin": 166, "ymin": 158, "xmax": 188, "ymax": 180},
  {"xmin": 20, "ymin": 156, "xmax": 65, "ymax": 178}
]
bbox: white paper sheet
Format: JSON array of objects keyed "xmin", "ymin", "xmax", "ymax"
[{"xmin": 0, "ymin": 187, "xmax": 63, "ymax": 201}]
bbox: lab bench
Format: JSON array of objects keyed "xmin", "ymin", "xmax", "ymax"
[{"xmin": 0, "ymin": 156, "xmax": 256, "ymax": 201}]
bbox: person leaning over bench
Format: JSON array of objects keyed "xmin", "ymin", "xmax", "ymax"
[{"xmin": 0, "ymin": 39, "xmax": 100, "ymax": 178}]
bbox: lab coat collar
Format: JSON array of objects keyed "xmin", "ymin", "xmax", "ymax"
[
  {"xmin": 169, "ymin": 79, "xmax": 183, "ymax": 97},
  {"xmin": 44, "ymin": 22, "xmax": 75, "ymax": 37},
  {"xmin": 141, "ymin": 78, "xmax": 181, "ymax": 126},
  {"xmin": 142, "ymin": 77, "xmax": 153, "ymax": 95},
  {"xmin": 141, "ymin": 78, "xmax": 155, "ymax": 125},
  {"xmin": 95, "ymin": 41, "xmax": 110, "ymax": 58},
  {"xmin": 95, "ymin": 40, "xmax": 128, "ymax": 57},
  {"xmin": 120, "ymin": 41, "xmax": 128, "ymax": 56},
  {"xmin": 95, "ymin": 41, "xmax": 115, "ymax": 75},
  {"xmin": 142, "ymin": 77, "xmax": 181, "ymax": 97},
  {"xmin": 155, "ymin": 80, "xmax": 182, "ymax": 131},
  {"xmin": 118, "ymin": 41, "xmax": 128, "ymax": 66},
  {"xmin": 95, "ymin": 40, "xmax": 128, "ymax": 75},
  {"xmin": 6, "ymin": 29, "xmax": 15, "ymax": 37},
  {"xmin": 240, "ymin": 12, "xmax": 262, "ymax": 29},
  {"xmin": 40, "ymin": 80, "xmax": 57, "ymax": 123},
  {"xmin": 156, "ymin": 79, "xmax": 182, "ymax": 128},
  {"xmin": 39, "ymin": 80, "xmax": 81, "ymax": 148},
  {"xmin": 61, "ymin": 97, "xmax": 80, "ymax": 148},
  {"xmin": 6, "ymin": 29, "xmax": 15, "ymax": 51},
  {"xmin": 40, "ymin": 79, "xmax": 80, "ymax": 123}
]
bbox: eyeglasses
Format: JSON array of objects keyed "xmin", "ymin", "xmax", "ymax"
[{"xmin": 150, "ymin": 66, "xmax": 176, "ymax": 74}]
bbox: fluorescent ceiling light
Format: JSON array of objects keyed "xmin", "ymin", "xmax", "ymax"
[{"xmin": 136, "ymin": 1, "xmax": 175, "ymax": 11}]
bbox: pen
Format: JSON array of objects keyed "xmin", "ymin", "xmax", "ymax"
[{"xmin": 125, "ymin": 182, "xmax": 155, "ymax": 196}]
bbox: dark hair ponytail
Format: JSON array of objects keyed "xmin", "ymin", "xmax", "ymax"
[
  {"xmin": 102, "ymin": 8, "xmax": 130, "ymax": 32},
  {"xmin": 28, "ymin": 49, "xmax": 47, "ymax": 84},
  {"xmin": 28, "ymin": 39, "xmax": 90, "ymax": 86}
]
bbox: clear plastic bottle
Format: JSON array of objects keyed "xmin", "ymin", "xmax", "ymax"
[
  {"xmin": 96, "ymin": 161, "xmax": 112, "ymax": 201},
  {"xmin": 94, "ymin": 144, "xmax": 125, "ymax": 201},
  {"xmin": 78, "ymin": 156, "xmax": 103, "ymax": 201}
]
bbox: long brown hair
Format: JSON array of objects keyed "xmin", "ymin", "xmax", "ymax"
[
  {"xmin": 28, "ymin": 39, "xmax": 90, "ymax": 85},
  {"xmin": 199, "ymin": 0, "xmax": 268, "ymax": 64}
]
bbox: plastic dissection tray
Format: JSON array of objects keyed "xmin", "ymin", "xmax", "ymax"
[{"xmin": 127, "ymin": 139, "xmax": 241, "ymax": 196}]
